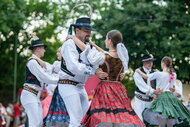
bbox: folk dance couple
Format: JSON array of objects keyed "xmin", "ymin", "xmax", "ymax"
[{"xmin": 134, "ymin": 54, "xmax": 190, "ymax": 127}]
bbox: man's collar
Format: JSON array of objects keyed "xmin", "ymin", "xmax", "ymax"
[{"xmin": 143, "ymin": 66, "xmax": 151, "ymax": 73}]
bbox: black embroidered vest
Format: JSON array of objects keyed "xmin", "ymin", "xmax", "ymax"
[
  {"xmin": 135, "ymin": 67, "xmax": 156, "ymax": 94},
  {"xmin": 25, "ymin": 59, "xmax": 41, "ymax": 86},
  {"xmin": 61, "ymin": 44, "xmax": 82, "ymax": 77}
]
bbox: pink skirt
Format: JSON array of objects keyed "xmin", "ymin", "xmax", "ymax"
[{"xmin": 41, "ymin": 95, "xmax": 53, "ymax": 118}]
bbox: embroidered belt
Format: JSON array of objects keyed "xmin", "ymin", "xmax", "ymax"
[
  {"xmin": 58, "ymin": 79, "xmax": 79, "ymax": 86},
  {"xmin": 101, "ymin": 80, "xmax": 121, "ymax": 83},
  {"xmin": 23, "ymin": 85, "xmax": 38, "ymax": 95},
  {"xmin": 135, "ymin": 94, "xmax": 153, "ymax": 102}
]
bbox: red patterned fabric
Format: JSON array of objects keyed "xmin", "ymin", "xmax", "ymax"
[{"xmin": 81, "ymin": 81, "xmax": 145, "ymax": 127}]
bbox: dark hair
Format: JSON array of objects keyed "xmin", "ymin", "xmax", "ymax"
[
  {"xmin": 107, "ymin": 30, "xmax": 123, "ymax": 48},
  {"xmin": 161, "ymin": 56, "xmax": 173, "ymax": 74},
  {"xmin": 74, "ymin": 26, "xmax": 81, "ymax": 34}
]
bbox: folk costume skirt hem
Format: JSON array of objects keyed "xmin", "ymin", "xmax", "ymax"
[
  {"xmin": 81, "ymin": 81, "xmax": 145, "ymax": 127},
  {"xmin": 143, "ymin": 91, "xmax": 190, "ymax": 126},
  {"xmin": 43, "ymin": 86, "xmax": 70, "ymax": 127}
]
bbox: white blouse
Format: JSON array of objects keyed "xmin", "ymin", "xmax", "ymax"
[
  {"xmin": 45, "ymin": 60, "xmax": 61, "ymax": 77},
  {"xmin": 44, "ymin": 61, "xmax": 61, "ymax": 95},
  {"xmin": 147, "ymin": 71, "xmax": 176, "ymax": 92}
]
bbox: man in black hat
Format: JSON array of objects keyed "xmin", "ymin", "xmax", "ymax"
[
  {"xmin": 133, "ymin": 54, "xmax": 162, "ymax": 120},
  {"xmin": 58, "ymin": 17, "xmax": 104, "ymax": 127},
  {"xmin": 20, "ymin": 37, "xmax": 59, "ymax": 127}
]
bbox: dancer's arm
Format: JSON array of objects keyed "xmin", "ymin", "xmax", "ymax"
[
  {"xmin": 67, "ymin": 35, "xmax": 105, "ymax": 66},
  {"xmin": 95, "ymin": 68, "xmax": 108, "ymax": 79},
  {"xmin": 29, "ymin": 55, "xmax": 47, "ymax": 69},
  {"xmin": 174, "ymin": 80, "xmax": 182, "ymax": 97},
  {"xmin": 89, "ymin": 41, "xmax": 104, "ymax": 52},
  {"xmin": 67, "ymin": 35, "xmax": 86, "ymax": 51},
  {"xmin": 62, "ymin": 40, "xmax": 96, "ymax": 76},
  {"xmin": 135, "ymin": 68, "xmax": 148, "ymax": 79},
  {"xmin": 67, "ymin": 35, "xmax": 104, "ymax": 52},
  {"xmin": 27, "ymin": 60, "xmax": 59, "ymax": 84}
]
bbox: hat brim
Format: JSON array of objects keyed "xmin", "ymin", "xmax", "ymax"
[
  {"xmin": 142, "ymin": 58, "xmax": 156, "ymax": 62},
  {"xmin": 73, "ymin": 24, "xmax": 95, "ymax": 31},
  {"xmin": 83, "ymin": 26, "xmax": 95, "ymax": 31},
  {"xmin": 29, "ymin": 44, "xmax": 47, "ymax": 50}
]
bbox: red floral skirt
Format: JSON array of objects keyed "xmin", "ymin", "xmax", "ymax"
[{"xmin": 81, "ymin": 81, "xmax": 145, "ymax": 127}]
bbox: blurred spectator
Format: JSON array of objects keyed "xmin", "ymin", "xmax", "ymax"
[
  {"xmin": 19, "ymin": 105, "xmax": 27, "ymax": 126},
  {"xmin": 0, "ymin": 103, "xmax": 7, "ymax": 127},
  {"xmin": 5, "ymin": 103, "xmax": 13, "ymax": 127},
  {"xmin": 13, "ymin": 101, "xmax": 20, "ymax": 127}
]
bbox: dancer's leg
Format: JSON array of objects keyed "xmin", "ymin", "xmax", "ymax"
[{"xmin": 157, "ymin": 116, "xmax": 167, "ymax": 127}]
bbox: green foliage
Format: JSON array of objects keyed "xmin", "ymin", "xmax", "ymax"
[
  {"xmin": 0, "ymin": 0, "xmax": 68, "ymax": 103},
  {"xmin": 122, "ymin": 79, "xmax": 136, "ymax": 99}
]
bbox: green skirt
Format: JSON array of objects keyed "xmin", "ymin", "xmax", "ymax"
[{"xmin": 143, "ymin": 91, "xmax": 190, "ymax": 126}]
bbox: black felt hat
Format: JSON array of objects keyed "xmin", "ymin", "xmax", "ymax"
[
  {"xmin": 142, "ymin": 54, "xmax": 156, "ymax": 62},
  {"xmin": 73, "ymin": 17, "xmax": 95, "ymax": 31},
  {"xmin": 29, "ymin": 38, "xmax": 47, "ymax": 50}
]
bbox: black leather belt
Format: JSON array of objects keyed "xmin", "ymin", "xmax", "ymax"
[
  {"xmin": 135, "ymin": 94, "xmax": 153, "ymax": 102},
  {"xmin": 23, "ymin": 85, "xmax": 38, "ymax": 95},
  {"xmin": 58, "ymin": 79, "xmax": 79, "ymax": 86}
]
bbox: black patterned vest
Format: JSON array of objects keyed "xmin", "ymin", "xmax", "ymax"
[
  {"xmin": 25, "ymin": 59, "xmax": 41, "ymax": 87},
  {"xmin": 61, "ymin": 44, "xmax": 82, "ymax": 77},
  {"xmin": 135, "ymin": 67, "xmax": 156, "ymax": 94}
]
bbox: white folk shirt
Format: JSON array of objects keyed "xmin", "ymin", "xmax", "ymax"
[
  {"xmin": 60, "ymin": 39, "xmax": 104, "ymax": 85},
  {"xmin": 24, "ymin": 54, "xmax": 59, "ymax": 91},
  {"xmin": 133, "ymin": 67, "xmax": 154, "ymax": 96},
  {"xmin": 44, "ymin": 61, "xmax": 61, "ymax": 95},
  {"xmin": 174, "ymin": 80, "xmax": 183, "ymax": 100},
  {"xmin": 45, "ymin": 60, "xmax": 61, "ymax": 77},
  {"xmin": 147, "ymin": 71, "xmax": 176, "ymax": 92}
]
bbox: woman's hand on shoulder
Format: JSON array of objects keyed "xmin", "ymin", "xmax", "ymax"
[
  {"xmin": 29, "ymin": 55, "xmax": 38, "ymax": 60},
  {"xmin": 169, "ymin": 87, "xmax": 175, "ymax": 93},
  {"xmin": 66, "ymin": 35, "xmax": 75, "ymax": 40},
  {"xmin": 120, "ymin": 73, "xmax": 125, "ymax": 80},
  {"xmin": 95, "ymin": 68, "xmax": 108, "ymax": 79},
  {"xmin": 135, "ymin": 68, "xmax": 141, "ymax": 73}
]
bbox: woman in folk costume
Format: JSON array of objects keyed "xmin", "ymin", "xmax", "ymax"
[
  {"xmin": 136, "ymin": 56, "xmax": 190, "ymax": 127},
  {"xmin": 40, "ymin": 47, "xmax": 70, "ymax": 127},
  {"xmin": 67, "ymin": 30, "xmax": 145, "ymax": 127}
]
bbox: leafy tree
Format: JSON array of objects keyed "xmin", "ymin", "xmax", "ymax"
[{"xmin": 0, "ymin": 0, "xmax": 69, "ymax": 103}]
